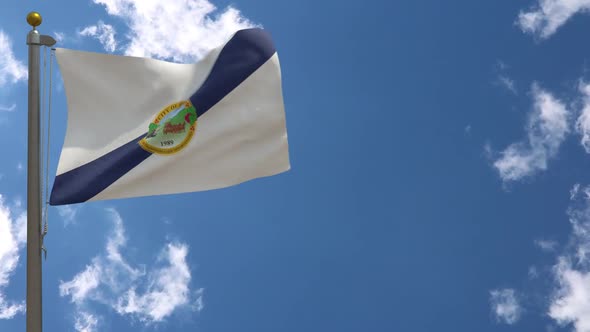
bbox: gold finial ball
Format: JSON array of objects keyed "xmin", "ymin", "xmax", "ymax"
[{"xmin": 26, "ymin": 12, "xmax": 42, "ymax": 27}]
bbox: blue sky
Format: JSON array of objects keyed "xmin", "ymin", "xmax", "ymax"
[{"xmin": 3, "ymin": 0, "xmax": 590, "ymax": 331}]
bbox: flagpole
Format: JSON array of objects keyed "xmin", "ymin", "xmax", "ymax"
[{"xmin": 26, "ymin": 12, "xmax": 55, "ymax": 332}]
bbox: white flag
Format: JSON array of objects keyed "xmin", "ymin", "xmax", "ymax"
[{"xmin": 50, "ymin": 28, "xmax": 290, "ymax": 205}]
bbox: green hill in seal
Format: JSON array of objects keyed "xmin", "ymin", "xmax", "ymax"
[{"xmin": 146, "ymin": 104, "xmax": 197, "ymax": 139}]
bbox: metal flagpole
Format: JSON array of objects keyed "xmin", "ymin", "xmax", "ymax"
[{"xmin": 26, "ymin": 12, "xmax": 55, "ymax": 332}]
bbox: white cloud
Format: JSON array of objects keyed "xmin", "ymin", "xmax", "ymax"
[
  {"xmin": 493, "ymin": 84, "xmax": 570, "ymax": 182},
  {"xmin": 60, "ymin": 264, "xmax": 102, "ymax": 305},
  {"xmin": 102, "ymin": 209, "xmax": 144, "ymax": 282},
  {"xmin": 0, "ymin": 30, "xmax": 27, "ymax": 86},
  {"xmin": 494, "ymin": 61, "xmax": 517, "ymax": 94},
  {"xmin": 518, "ymin": 0, "xmax": 590, "ymax": 39},
  {"xmin": 0, "ymin": 104, "xmax": 16, "ymax": 112},
  {"xmin": 464, "ymin": 124, "xmax": 472, "ymax": 136},
  {"xmin": 74, "ymin": 311, "xmax": 98, "ymax": 332},
  {"xmin": 91, "ymin": 0, "xmax": 257, "ymax": 62},
  {"xmin": 549, "ymin": 258, "xmax": 590, "ymax": 332},
  {"xmin": 114, "ymin": 243, "xmax": 194, "ymax": 322},
  {"xmin": 60, "ymin": 208, "xmax": 201, "ymax": 329},
  {"xmin": 546, "ymin": 185, "xmax": 590, "ymax": 331},
  {"xmin": 567, "ymin": 196, "xmax": 590, "ymax": 265},
  {"xmin": 192, "ymin": 288, "xmax": 204, "ymax": 312},
  {"xmin": 490, "ymin": 288, "xmax": 522, "ymax": 324},
  {"xmin": 500, "ymin": 187, "xmax": 590, "ymax": 331},
  {"xmin": 0, "ymin": 294, "xmax": 24, "ymax": 319},
  {"xmin": 0, "ymin": 195, "xmax": 26, "ymax": 319},
  {"xmin": 574, "ymin": 82, "xmax": 590, "ymax": 153},
  {"xmin": 60, "ymin": 208, "xmax": 143, "ymax": 304},
  {"xmin": 79, "ymin": 21, "xmax": 117, "ymax": 52},
  {"xmin": 57, "ymin": 205, "xmax": 80, "ymax": 226},
  {"xmin": 536, "ymin": 239, "xmax": 559, "ymax": 252},
  {"xmin": 572, "ymin": 183, "xmax": 582, "ymax": 200},
  {"xmin": 497, "ymin": 60, "xmax": 509, "ymax": 71},
  {"xmin": 498, "ymin": 75, "xmax": 518, "ymax": 95},
  {"xmin": 53, "ymin": 32, "xmax": 66, "ymax": 44}
]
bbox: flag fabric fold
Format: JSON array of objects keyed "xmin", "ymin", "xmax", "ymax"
[{"xmin": 50, "ymin": 28, "xmax": 290, "ymax": 205}]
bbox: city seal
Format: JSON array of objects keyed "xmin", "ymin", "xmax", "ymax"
[{"xmin": 138, "ymin": 100, "xmax": 198, "ymax": 155}]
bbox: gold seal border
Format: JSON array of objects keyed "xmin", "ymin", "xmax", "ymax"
[{"xmin": 139, "ymin": 100, "xmax": 197, "ymax": 155}]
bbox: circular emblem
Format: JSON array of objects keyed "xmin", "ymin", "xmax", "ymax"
[{"xmin": 139, "ymin": 100, "xmax": 197, "ymax": 155}]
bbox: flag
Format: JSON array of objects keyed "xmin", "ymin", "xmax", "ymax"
[{"xmin": 49, "ymin": 28, "xmax": 290, "ymax": 205}]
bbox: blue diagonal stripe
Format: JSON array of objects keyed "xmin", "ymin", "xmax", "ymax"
[
  {"xmin": 50, "ymin": 28, "xmax": 276, "ymax": 205},
  {"xmin": 189, "ymin": 28, "xmax": 277, "ymax": 117}
]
